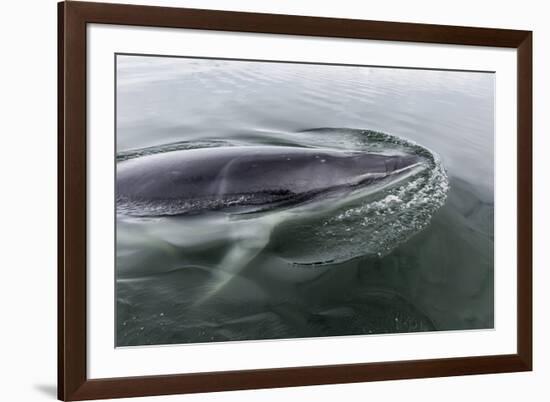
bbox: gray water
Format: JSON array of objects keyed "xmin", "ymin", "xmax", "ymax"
[{"xmin": 115, "ymin": 55, "xmax": 494, "ymax": 347}]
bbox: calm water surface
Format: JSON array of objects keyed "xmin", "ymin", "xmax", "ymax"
[{"xmin": 116, "ymin": 55, "xmax": 494, "ymax": 346}]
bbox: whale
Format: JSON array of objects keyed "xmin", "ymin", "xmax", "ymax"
[{"xmin": 116, "ymin": 145, "xmax": 423, "ymax": 217}]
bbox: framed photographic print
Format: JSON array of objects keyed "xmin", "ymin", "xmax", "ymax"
[{"xmin": 58, "ymin": 1, "xmax": 532, "ymax": 400}]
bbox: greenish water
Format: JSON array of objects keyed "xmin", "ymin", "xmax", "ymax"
[{"xmin": 115, "ymin": 55, "xmax": 494, "ymax": 346}]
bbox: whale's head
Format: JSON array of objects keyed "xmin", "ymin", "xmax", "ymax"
[{"xmin": 116, "ymin": 145, "xmax": 424, "ymax": 217}]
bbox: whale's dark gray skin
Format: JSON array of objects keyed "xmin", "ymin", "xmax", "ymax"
[{"xmin": 116, "ymin": 146, "xmax": 421, "ymax": 216}]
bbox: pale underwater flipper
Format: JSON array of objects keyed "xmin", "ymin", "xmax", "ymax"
[{"xmin": 193, "ymin": 220, "xmax": 274, "ymax": 306}]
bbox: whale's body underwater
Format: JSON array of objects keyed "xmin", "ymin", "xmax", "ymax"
[
  {"xmin": 116, "ymin": 145, "xmax": 422, "ymax": 216},
  {"xmin": 116, "ymin": 130, "xmax": 450, "ymax": 302}
]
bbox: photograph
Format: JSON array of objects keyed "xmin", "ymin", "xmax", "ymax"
[{"xmin": 115, "ymin": 54, "xmax": 495, "ymax": 347}]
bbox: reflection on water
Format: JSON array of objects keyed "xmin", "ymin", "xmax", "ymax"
[{"xmin": 116, "ymin": 55, "xmax": 494, "ymax": 346}]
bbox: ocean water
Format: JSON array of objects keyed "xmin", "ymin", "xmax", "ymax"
[{"xmin": 115, "ymin": 55, "xmax": 494, "ymax": 346}]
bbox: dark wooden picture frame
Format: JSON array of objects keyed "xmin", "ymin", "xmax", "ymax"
[{"xmin": 58, "ymin": 1, "xmax": 532, "ymax": 400}]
